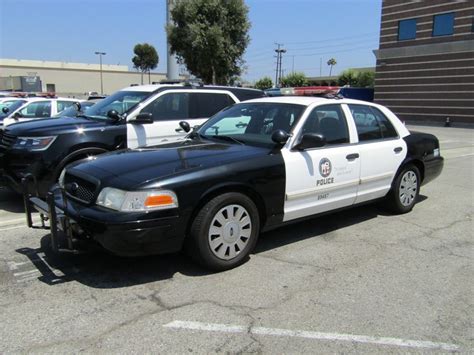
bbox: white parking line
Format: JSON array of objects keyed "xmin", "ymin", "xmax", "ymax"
[
  {"xmin": 163, "ymin": 321, "xmax": 460, "ymax": 351},
  {"xmin": 0, "ymin": 216, "xmax": 28, "ymax": 226},
  {"xmin": 0, "ymin": 225, "xmax": 27, "ymax": 232}
]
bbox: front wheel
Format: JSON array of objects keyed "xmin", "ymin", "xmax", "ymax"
[
  {"xmin": 387, "ymin": 164, "xmax": 420, "ymax": 214},
  {"xmin": 188, "ymin": 192, "xmax": 260, "ymax": 271}
]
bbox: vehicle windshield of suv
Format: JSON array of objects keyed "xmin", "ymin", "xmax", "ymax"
[
  {"xmin": 198, "ymin": 102, "xmax": 305, "ymax": 147},
  {"xmin": 54, "ymin": 101, "xmax": 95, "ymax": 118},
  {"xmin": 0, "ymin": 100, "xmax": 27, "ymax": 119},
  {"xmin": 85, "ymin": 90, "xmax": 151, "ymax": 120}
]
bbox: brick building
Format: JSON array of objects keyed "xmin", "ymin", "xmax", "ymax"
[{"xmin": 374, "ymin": 0, "xmax": 474, "ymax": 124}]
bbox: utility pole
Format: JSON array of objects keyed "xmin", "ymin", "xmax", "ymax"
[
  {"xmin": 94, "ymin": 51, "xmax": 106, "ymax": 95},
  {"xmin": 274, "ymin": 43, "xmax": 286, "ymax": 87},
  {"xmin": 167, "ymin": 0, "xmax": 180, "ymax": 81},
  {"xmin": 319, "ymin": 57, "xmax": 322, "ymax": 77}
]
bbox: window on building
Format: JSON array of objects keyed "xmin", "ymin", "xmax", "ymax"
[
  {"xmin": 433, "ymin": 13, "xmax": 455, "ymax": 36},
  {"xmin": 398, "ymin": 18, "xmax": 417, "ymax": 41}
]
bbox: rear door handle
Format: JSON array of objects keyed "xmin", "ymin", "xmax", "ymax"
[
  {"xmin": 394, "ymin": 147, "xmax": 403, "ymax": 153},
  {"xmin": 346, "ymin": 153, "xmax": 359, "ymax": 160}
]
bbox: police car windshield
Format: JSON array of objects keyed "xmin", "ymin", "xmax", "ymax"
[
  {"xmin": 199, "ymin": 102, "xmax": 305, "ymax": 147},
  {"xmin": 0, "ymin": 100, "xmax": 26, "ymax": 119},
  {"xmin": 85, "ymin": 90, "xmax": 151, "ymax": 120},
  {"xmin": 54, "ymin": 102, "xmax": 95, "ymax": 117}
]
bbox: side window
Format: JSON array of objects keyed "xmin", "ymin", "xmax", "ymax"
[
  {"xmin": 20, "ymin": 101, "xmax": 52, "ymax": 118},
  {"xmin": 141, "ymin": 93, "xmax": 189, "ymax": 121},
  {"xmin": 192, "ymin": 93, "xmax": 235, "ymax": 118},
  {"xmin": 57, "ymin": 101, "xmax": 75, "ymax": 113},
  {"xmin": 370, "ymin": 107, "xmax": 398, "ymax": 139},
  {"xmin": 349, "ymin": 104, "xmax": 398, "ymax": 141},
  {"xmin": 300, "ymin": 104, "xmax": 349, "ymax": 145}
]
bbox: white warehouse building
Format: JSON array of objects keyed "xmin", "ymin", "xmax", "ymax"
[{"xmin": 0, "ymin": 58, "xmax": 179, "ymax": 98}]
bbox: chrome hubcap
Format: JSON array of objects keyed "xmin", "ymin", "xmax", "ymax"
[
  {"xmin": 208, "ymin": 204, "xmax": 252, "ymax": 260},
  {"xmin": 399, "ymin": 170, "xmax": 418, "ymax": 207}
]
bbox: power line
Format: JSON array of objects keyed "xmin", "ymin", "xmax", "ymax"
[
  {"xmin": 286, "ymin": 38, "xmax": 379, "ymax": 52},
  {"xmin": 284, "ymin": 31, "xmax": 379, "ymax": 45}
]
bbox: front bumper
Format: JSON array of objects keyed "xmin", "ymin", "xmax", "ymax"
[
  {"xmin": 1, "ymin": 149, "xmax": 54, "ymax": 195},
  {"xmin": 422, "ymin": 156, "xmax": 444, "ymax": 186},
  {"xmin": 23, "ymin": 177, "xmax": 187, "ymax": 256}
]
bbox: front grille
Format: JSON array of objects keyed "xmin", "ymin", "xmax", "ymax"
[
  {"xmin": 64, "ymin": 173, "xmax": 98, "ymax": 204},
  {"xmin": 0, "ymin": 132, "xmax": 16, "ymax": 149}
]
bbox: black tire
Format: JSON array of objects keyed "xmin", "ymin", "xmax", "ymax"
[
  {"xmin": 188, "ymin": 192, "xmax": 260, "ymax": 271},
  {"xmin": 386, "ymin": 164, "xmax": 420, "ymax": 214}
]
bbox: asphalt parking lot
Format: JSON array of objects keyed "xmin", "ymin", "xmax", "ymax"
[{"xmin": 0, "ymin": 125, "xmax": 472, "ymax": 353}]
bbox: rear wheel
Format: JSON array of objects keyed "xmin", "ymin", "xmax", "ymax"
[
  {"xmin": 387, "ymin": 164, "xmax": 420, "ymax": 214},
  {"xmin": 188, "ymin": 192, "xmax": 260, "ymax": 271}
]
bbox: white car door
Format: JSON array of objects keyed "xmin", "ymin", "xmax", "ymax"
[
  {"xmin": 126, "ymin": 90, "xmax": 237, "ymax": 148},
  {"xmin": 346, "ymin": 104, "xmax": 407, "ymax": 204},
  {"xmin": 3, "ymin": 100, "xmax": 52, "ymax": 126},
  {"xmin": 282, "ymin": 103, "xmax": 361, "ymax": 222}
]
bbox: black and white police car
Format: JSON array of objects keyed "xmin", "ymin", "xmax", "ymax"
[{"xmin": 24, "ymin": 96, "xmax": 443, "ymax": 270}]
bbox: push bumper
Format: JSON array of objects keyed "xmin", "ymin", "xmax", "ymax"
[{"xmin": 22, "ymin": 175, "xmax": 187, "ymax": 256}]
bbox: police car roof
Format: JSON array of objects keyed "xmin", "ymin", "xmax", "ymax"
[
  {"xmin": 244, "ymin": 96, "xmax": 380, "ymax": 107},
  {"xmin": 120, "ymin": 83, "xmax": 264, "ymax": 94}
]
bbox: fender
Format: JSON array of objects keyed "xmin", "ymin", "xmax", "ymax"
[
  {"xmin": 192, "ymin": 181, "xmax": 268, "ymax": 229},
  {"xmin": 53, "ymin": 147, "xmax": 109, "ymax": 179}
]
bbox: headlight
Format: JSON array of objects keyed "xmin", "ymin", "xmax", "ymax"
[
  {"xmin": 96, "ymin": 187, "xmax": 178, "ymax": 212},
  {"xmin": 13, "ymin": 136, "xmax": 57, "ymax": 151}
]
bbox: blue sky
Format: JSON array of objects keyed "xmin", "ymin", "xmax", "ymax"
[{"xmin": 0, "ymin": 0, "xmax": 382, "ymax": 82}]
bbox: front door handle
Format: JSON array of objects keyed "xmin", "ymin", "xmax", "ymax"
[
  {"xmin": 394, "ymin": 147, "xmax": 403, "ymax": 153},
  {"xmin": 175, "ymin": 128, "xmax": 184, "ymax": 132},
  {"xmin": 346, "ymin": 153, "xmax": 359, "ymax": 160}
]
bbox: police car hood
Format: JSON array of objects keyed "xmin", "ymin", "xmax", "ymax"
[
  {"xmin": 4, "ymin": 116, "xmax": 108, "ymax": 136},
  {"xmin": 67, "ymin": 139, "xmax": 272, "ymax": 189}
]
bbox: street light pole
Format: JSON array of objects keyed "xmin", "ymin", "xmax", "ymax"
[{"xmin": 94, "ymin": 51, "xmax": 106, "ymax": 95}]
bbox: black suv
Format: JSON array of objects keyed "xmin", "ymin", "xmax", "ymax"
[{"xmin": 0, "ymin": 83, "xmax": 264, "ymax": 196}]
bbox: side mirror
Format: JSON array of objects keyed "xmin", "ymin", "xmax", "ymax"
[
  {"xmin": 294, "ymin": 133, "xmax": 326, "ymax": 150},
  {"xmin": 13, "ymin": 112, "xmax": 22, "ymax": 119},
  {"xmin": 131, "ymin": 112, "xmax": 153, "ymax": 124},
  {"xmin": 271, "ymin": 129, "xmax": 291, "ymax": 144},
  {"xmin": 73, "ymin": 102, "xmax": 82, "ymax": 111},
  {"xmin": 2, "ymin": 107, "xmax": 9, "ymax": 114},
  {"xmin": 106, "ymin": 109, "xmax": 122, "ymax": 122},
  {"xmin": 179, "ymin": 121, "xmax": 191, "ymax": 133}
]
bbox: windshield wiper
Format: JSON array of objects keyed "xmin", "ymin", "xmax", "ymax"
[
  {"xmin": 209, "ymin": 135, "xmax": 244, "ymax": 145},
  {"xmin": 75, "ymin": 114, "xmax": 92, "ymax": 120}
]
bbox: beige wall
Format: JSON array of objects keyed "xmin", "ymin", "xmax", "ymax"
[{"xmin": 0, "ymin": 59, "xmax": 173, "ymax": 98}]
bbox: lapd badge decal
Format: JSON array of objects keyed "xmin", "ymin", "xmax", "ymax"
[
  {"xmin": 319, "ymin": 158, "xmax": 332, "ymax": 177},
  {"xmin": 317, "ymin": 158, "xmax": 334, "ymax": 187}
]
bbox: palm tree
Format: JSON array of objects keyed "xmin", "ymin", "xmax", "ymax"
[{"xmin": 327, "ymin": 58, "xmax": 337, "ymax": 76}]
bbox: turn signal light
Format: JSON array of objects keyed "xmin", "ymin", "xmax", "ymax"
[{"xmin": 145, "ymin": 195, "xmax": 174, "ymax": 207}]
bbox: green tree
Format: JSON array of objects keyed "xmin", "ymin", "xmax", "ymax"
[
  {"xmin": 280, "ymin": 72, "xmax": 308, "ymax": 87},
  {"xmin": 337, "ymin": 69, "xmax": 359, "ymax": 86},
  {"xmin": 132, "ymin": 43, "xmax": 159, "ymax": 84},
  {"xmin": 356, "ymin": 71, "xmax": 375, "ymax": 87},
  {"xmin": 166, "ymin": 0, "xmax": 250, "ymax": 85},
  {"xmin": 337, "ymin": 69, "xmax": 375, "ymax": 87},
  {"xmin": 327, "ymin": 58, "xmax": 337, "ymax": 76},
  {"xmin": 254, "ymin": 76, "xmax": 273, "ymax": 90}
]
